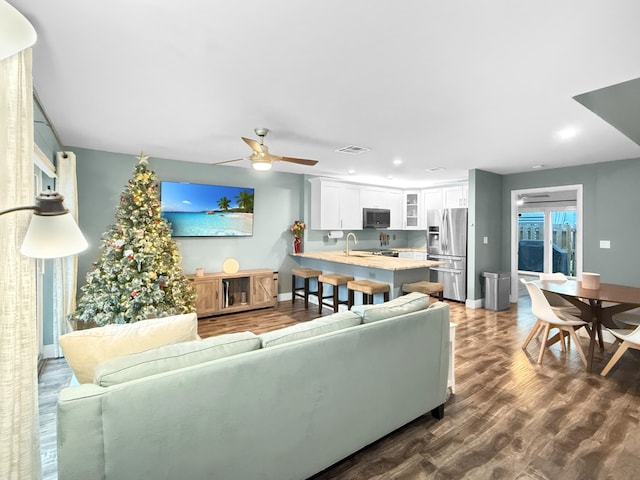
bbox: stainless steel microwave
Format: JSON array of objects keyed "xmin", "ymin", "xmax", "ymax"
[{"xmin": 363, "ymin": 208, "xmax": 391, "ymax": 229}]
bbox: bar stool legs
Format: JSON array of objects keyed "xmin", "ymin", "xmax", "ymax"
[
  {"xmin": 291, "ymin": 268, "xmax": 322, "ymax": 309},
  {"xmin": 318, "ymin": 273, "xmax": 354, "ymax": 313}
]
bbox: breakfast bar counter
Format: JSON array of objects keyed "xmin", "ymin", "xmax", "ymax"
[
  {"xmin": 292, "ymin": 250, "xmax": 443, "ymax": 300},
  {"xmin": 293, "ymin": 250, "xmax": 442, "ymax": 271}
]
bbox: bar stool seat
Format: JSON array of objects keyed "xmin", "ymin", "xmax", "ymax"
[
  {"xmin": 318, "ymin": 273, "xmax": 354, "ymax": 313},
  {"xmin": 402, "ymin": 281, "xmax": 444, "ymax": 301},
  {"xmin": 291, "ymin": 268, "xmax": 322, "ymax": 309},
  {"xmin": 347, "ymin": 279, "xmax": 390, "ymax": 308}
]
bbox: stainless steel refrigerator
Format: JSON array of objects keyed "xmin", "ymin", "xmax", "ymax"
[{"xmin": 426, "ymin": 207, "xmax": 467, "ymax": 302}]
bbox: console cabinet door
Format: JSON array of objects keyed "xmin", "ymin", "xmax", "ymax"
[
  {"xmin": 252, "ymin": 272, "xmax": 277, "ymax": 308},
  {"xmin": 191, "ymin": 277, "xmax": 220, "ymax": 316}
]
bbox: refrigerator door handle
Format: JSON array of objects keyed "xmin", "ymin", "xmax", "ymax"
[
  {"xmin": 428, "ymin": 255, "xmax": 464, "ymax": 262},
  {"xmin": 431, "ymin": 267, "xmax": 463, "ymax": 274}
]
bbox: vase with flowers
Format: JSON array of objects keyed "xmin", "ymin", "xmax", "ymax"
[{"xmin": 290, "ymin": 220, "xmax": 306, "ymax": 254}]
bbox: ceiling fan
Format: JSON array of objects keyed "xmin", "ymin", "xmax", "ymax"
[{"xmin": 214, "ymin": 128, "xmax": 319, "ymax": 171}]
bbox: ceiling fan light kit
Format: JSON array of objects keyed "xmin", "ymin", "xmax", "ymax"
[
  {"xmin": 214, "ymin": 127, "xmax": 318, "ymax": 171},
  {"xmin": 252, "ymin": 160, "xmax": 272, "ymax": 171}
]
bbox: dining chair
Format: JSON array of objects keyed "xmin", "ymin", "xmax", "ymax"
[
  {"xmin": 521, "ymin": 279, "xmax": 590, "ymax": 367},
  {"xmin": 538, "ymin": 272, "xmax": 582, "ymax": 317},
  {"xmin": 600, "ymin": 323, "xmax": 640, "ymax": 376},
  {"xmin": 612, "ymin": 307, "xmax": 640, "ymax": 328}
]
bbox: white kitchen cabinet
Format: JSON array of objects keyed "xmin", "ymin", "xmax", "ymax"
[
  {"xmin": 403, "ymin": 190, "xmax": 423, "ymax": 229},
  {"xmin": 443, "ymin": 184, "xmax": 468, "ymax": 207},
  {"xmin": 398, "ymin": 250, "xmax": 428, "ymax": 260},
  {"xmin": 388, "ymin": 190, "xmax": 403, "ymax": 230},
  {"xmin": 423, "ymin": 188, "xmax": 443, "ymax": 211},
  {"xmin": 309, "ymin": 179, "xmax": 362, "ymax": 230},
  {"xmin": 423, "ymin": 184, "xmax": 468, "ymax": 211}
]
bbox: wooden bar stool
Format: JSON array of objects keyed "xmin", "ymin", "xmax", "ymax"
[
  {"xmin": 318, "ymin": 273, "xmax": 354, "ymax": 313},
  {"xmin": 402, "ymin": 281, "xmax": 444, "ymax": 301},
  {"xmin": 291, "ymin": 268, "xmax": 322, "ymax": 309},
  {"xmin": 347, "ymin": 279, "xmax": 390, "ymax": 309}
]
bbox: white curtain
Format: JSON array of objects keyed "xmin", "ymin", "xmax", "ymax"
[
  {"xmin": 0, "ymin": 49, "xmax": 42, "ymax": 479},
  {"xmin": 52, "ymin": 152, "xmax": 80, "ymax": 355}
]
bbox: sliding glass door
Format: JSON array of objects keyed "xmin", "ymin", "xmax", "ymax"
[{"xmin": 518, "ymin": 208, "xmax": 576, "ymax": 276}]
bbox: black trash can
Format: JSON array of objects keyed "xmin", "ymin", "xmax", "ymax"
[{"xmin": 482, "ymin": 271, "xmax": 511, "ymax": 311}]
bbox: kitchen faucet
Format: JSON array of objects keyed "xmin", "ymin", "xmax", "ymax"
[{"xmin": 345, "ymin": 232, "xmax": 358, "ymax": 256}]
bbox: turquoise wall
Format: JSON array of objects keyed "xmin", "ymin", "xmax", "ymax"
[
  {"xmin": 501, "ymin": 157, "xmax": 640, "ymax": 287},
  {"xmin": 468, "ymin": 169, "xmax": 504, "ymax": 301}
]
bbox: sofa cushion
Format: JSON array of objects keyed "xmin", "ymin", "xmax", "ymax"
[
  {"xmin": 351, "ymin": 292, "xmax": 430, "ymax": 323},
  {"xmin": 94, "ymin": 331, "xmax": 261, "ymax": 386},
  {"xmin": 59, "ymin": 312, "xmax": 198, "ymax": 383},
  {"xmin": 259, "ymin": 310, "xmax": 361, "ymax": 348}
]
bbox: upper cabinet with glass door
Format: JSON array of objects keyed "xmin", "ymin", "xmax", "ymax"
[{"xmin": 403, "ymin": 190, "xmax": 424, "ymax": 229}]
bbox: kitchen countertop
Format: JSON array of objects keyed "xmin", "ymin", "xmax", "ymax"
[{"xmin": 292, "ymin": 250, "xmax": 442, "ymax": 271}]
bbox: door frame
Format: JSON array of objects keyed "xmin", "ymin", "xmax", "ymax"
[{"xmin": 509, "ymin": 184, "xmax": 583, "ymax": 302}]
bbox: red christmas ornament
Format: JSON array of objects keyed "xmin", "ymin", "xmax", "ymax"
[{"xmin": 131, "ymin": 291, "xmax": 137, "ymax": 297}]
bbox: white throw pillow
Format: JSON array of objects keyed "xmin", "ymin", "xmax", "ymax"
[{"xmin": 59, "ymin": 312, "xmax": 198, "ymax": 383}]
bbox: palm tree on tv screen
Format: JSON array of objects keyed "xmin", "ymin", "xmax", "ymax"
[{"xmin": 235, "ymin": 190, "xmax": 254, "ymax": 213}]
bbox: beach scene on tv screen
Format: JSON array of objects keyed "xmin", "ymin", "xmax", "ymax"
[{"xmin": 160, "ymin": 181, "xmax": 254, "ymax": 236}]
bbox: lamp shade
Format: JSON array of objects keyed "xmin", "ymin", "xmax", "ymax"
[
  {"xmin": 20, "ymin": 211, "xmax": 88, "ymax": 258},
  {"xmin": 0, "ymin": 0, "xmax": 37, "ymax": 61},
  {"xmin": 252, "ymin": 160, "xmax": 272, "ymax": 171}
]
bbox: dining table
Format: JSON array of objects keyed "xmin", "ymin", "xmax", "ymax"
[{"xmin": 536, "ymin": 279, "xmax": 640, "ymax": 371}]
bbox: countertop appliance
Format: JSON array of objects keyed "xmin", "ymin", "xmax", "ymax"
[
  {"xmin": 363, "ymin": 208, "xmax": 391, "ymax": 229},
  {"xmin": 426, "ymin": 207, "xmax": 467, "ymax": 302}
]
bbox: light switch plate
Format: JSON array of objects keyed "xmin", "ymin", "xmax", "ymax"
[
  {"xmin": 483, "ymin": 236, "xmax": 488, "ymax": 244},
  {"xmin": 600, "ymin": 240, "xmax": 611, "ymax": 249}
]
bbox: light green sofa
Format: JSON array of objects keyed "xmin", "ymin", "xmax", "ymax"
[{"xmin": 57, "ymin": 293, "xmax": 450, "ymax": 480}]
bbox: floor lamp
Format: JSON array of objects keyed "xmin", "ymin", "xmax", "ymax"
[{"xmin": 0, "ymin": 188, "xmax": 88, "ymax": 258}]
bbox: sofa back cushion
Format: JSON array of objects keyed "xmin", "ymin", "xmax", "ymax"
[
  {"xmin": 94, "ymin": 332, "xmax": 261, "ymax": 386},
  {"xmin": 59, "ymin": 312, "xmax": 198, "ymax": 383},
  {"xmin": 351, "ymin": 292, "xmax": 430, "ymax": 323},
  {"xmin": 259, "ymin": 311, "xmax": 361, "ymax": 348}
]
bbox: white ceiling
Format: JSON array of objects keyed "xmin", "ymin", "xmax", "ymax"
[{"xmin": 13, "ymin": 0, "xmax": 640, "ymax": 187}]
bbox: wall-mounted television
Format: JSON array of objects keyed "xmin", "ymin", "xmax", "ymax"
[{"xmin": 160, "ymin": 181, "xmax": 254, "ymax": 237}]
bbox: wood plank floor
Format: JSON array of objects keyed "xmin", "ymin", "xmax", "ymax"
[{"xmin": 39, "ymin": 291, "xmax": 640, "ymax": 480}]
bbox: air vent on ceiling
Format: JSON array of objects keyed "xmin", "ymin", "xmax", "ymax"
[
  {"xmin": 425, "ymin": 167, "xmax": 445, "ymax": 172},
  {"xmin": 336, "ymin": 145, "xmax": 370, "ymax": 155}
]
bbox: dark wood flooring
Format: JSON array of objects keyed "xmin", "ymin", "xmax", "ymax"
[{"xmin": 39, "ymin": 291, "xmax": 640, "ymax": 480}]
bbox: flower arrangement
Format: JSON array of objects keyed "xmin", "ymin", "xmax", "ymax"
[{"xmin": 290, "ymin": 220, "xmax": 306, "ymax": 238}]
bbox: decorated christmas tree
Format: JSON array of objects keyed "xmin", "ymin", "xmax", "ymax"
[{"xmin": 70, "ymin": 152, "xmax": 195, "ymax": 326}]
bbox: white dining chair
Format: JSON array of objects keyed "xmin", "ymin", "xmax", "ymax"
[
  {"xmin": 600, "ymin": 324, "xmax": 640, "ymax": 376},
  {"xmin": 538, "ymin": 272, "xmax": 583, "ymax": 317},
  {"xmin": 612, "ymin": 307, "xmax": 640, "ymax": 328},
  {"xmin": 521, "ymin": 279, "xmax": 590, "ymax": 367}
]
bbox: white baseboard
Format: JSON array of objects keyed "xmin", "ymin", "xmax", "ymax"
[
  {"xmin": 465, "ymin": 298, "xmax": 483, "ymax": 309},
  {"xmin": 42, "ymin": 344, "xmax": 60, "ymax": 359}
]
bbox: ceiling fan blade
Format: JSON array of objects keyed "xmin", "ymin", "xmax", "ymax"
[
  {"xmin": 242, "ymin": 137, "xmax": 263, "ymax": 153},
  {"xmin": 278, "ymin": 156, "xmax": 318, "ymax": 166},
  {"xmin": 212, "ymin": 158, "xmax": 246, "ymax": 165}
]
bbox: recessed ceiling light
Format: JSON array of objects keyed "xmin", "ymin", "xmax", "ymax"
[
  {"xmin": 392, "ymin": 159, "xmax": 402, "ymax": 166},
  {"xmin": 531, "ymin": 164, "xmax": 544, "ymax": 169},
  {"xmin": 386, "ymin": 175, "xmax": 393, "ymax": 179},
  {"xmin": 557, "ymin": 127, "xmax": 579, "ymax": 140},
  {"xmin": 347, "ymin": 169, "xmax": 356, "ymax": 175}
]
